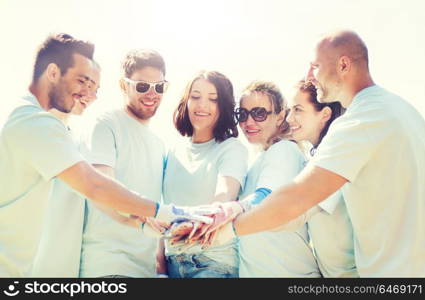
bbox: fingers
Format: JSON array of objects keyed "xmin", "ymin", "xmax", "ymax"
[
  {"xmin": 203, "ymin": 216, "xmax": 225, "ymax": 236},
  {"xmin": 189, "ymin": 222, "xmax": 212, "ymax": 242},
  {"xmin": 187, "ymin": 221, "xmax": 201, "ymax": 242},
  {"xmin": 203, "ymin": 209, "xmax": 238, "ymax": 237},
  {"xmin": 208, "ymin": 229, "xmax": 218, "ymax": 246},
  {"xmin": 164, "ymin": 203, "xmax": 238, "ymax": 246},
  {"xmin": 169, "ymin": 235, "xmax": 186, "ymax": 244},
  {"xmin": 199, "ymin": 227, "xmax": 212, "ymax": 246},
  {"xmin": 145, "ymin": 217, "xmax": 167, "ymax": 233},
  {"xmin": 184, "ymin": 214, "xmax": 214, "ymax": 224},
  {"xmin": 165, "ymin": 220, "xmax": 194, "ymax": 243},
  {"xmin": 174, "ymin": 222, "xmax": 194, "ymax": 236}
]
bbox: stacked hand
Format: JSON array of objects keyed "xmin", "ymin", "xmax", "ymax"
[
  {"xmin": 143, "ymin": 204, "xmax": 221, "ymax": 239},
  {"xmin": 164, "ymin": 201, "xmax": 243, "ymax": 249},
  {"xmin": 154, "ymin": 203, "xmax": 218, "ymax": 224}
]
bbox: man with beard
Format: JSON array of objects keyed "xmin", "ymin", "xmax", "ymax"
[
  {"xmin": 0, "ymin": 34, "xmax": 206, "ymax": 277},
  {"xmin": 31, "ymin": 61, "xmax": 100, "ymax": 277},
  {"xmin": 79, "ymin": 49, "xmax": 169, "ymax": 278},
  {"xmin": 203, "ymin": 30, "xmax": 425, "ymax": 277}
]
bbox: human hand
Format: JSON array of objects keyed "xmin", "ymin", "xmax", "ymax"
[
  {"xmin": 141, "ymin": 217, "xmax": 170, "ymax": 238},
  {"xmin": 186, "ymin": 201, "xmax": 243, "ymax": 244},
  {"xmin": 200, "ymin": 221, "xmax": 237, "ymax": 249},
  {"xmin": 164, "ymin": 218, "xmax": 196, "ymax": 243},
  {"xmin": 154, "ymin": 203, "xmax": 218, "ymax": 225}
]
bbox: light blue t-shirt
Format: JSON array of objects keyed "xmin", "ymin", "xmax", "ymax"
[
  {"xmin": 163, "ymin": 137, "xmax": 248, "ymax": 268},
  {"xmin": 311, "ymin": 85, "xmax": 425, "ymax": 277},
  {"xmin": 0, "ymin": 94, "xmax": 83, "ymax": 276},
  {"xmin": 80, "ymin": 109, "xmax": 166, "ymax": 278},
  {"xmin": 307, "ymin": 189, "xmax": 358, "ymax": 277},
  {"xmin": 238, "ymin": 140, "xmax": 321, "ymax": 277},
  {"xmin": 31, "ymin": 128, "xmax": 86, "ymax": 277}
]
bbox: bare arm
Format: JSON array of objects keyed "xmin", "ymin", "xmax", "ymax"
[
  {"xmin": 213, "ymin": 176, "xmax": 241, "ymax": 203},
  {"xmin": 89, "ymin": 164, "xmax": 141, "ymax": 228},
  {"xmin": 57, "ymin": 161, "xmax": 157, "ymax": 218},
  {"xmin": 234, "ymin": 165, "xmax": 347, "ymax": 235}
]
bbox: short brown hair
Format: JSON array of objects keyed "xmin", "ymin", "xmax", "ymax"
[
  {"xmin": 174, "ymin": 71, "xmax": 238, "ymax": 142},
  {"xmin": 32, "ymin": 33, "xmax": 94, "ymax": 83},
  {"xmin": 121, "ymin": 49, "xmax": 166, "ymax": 78}
]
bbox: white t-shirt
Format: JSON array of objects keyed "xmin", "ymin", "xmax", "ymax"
[
  {"xmin": 311, "ymin": 85, "xmax": 425, "ymax": 277},
  {"xmin": 163, "ymin": 137, "xmax": 248, "ymax": 267},
  {"xmin": 31, "ymin": 130, "xmax": 86, "ymax": 277},
  {"xmin": 238, "ymin": 140, "xmax": 321, "ymax": 277},
  {"xmin": 0, "ymin": 94, "xmax": 83, "ymax": 276},
  {"xmin": 308, "ymin": 189, "xmax": 358, "ymax": 277},
  {"xmin": 79, "ymin": 109, "xmax": 166, "ymax": 278}
]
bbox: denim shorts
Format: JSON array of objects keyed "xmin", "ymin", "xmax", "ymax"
[{"xmin": 166, "ymin": 253, "xmax": 238, "ymax": 278}]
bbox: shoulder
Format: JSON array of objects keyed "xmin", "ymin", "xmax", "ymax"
[
  {"xmin": 266, "ymin": 139, "xmax": 303, "ymax": 160},
  {"xmin": 94, "ymin": 109, "xmax": 123, "ymax": 126},
  {"xmin": 217, "ymin": 137, "xmax": 247, "ymax": 151},
  {"xmin": 215, "ymin": 138, "xmax": 248, "ymax": 160},
  {"xmin": 345, "ymin": 86, "xmax": 403, "ymax": 123},
  {"xmin": 87, "ymin": 109, "xmax": 127, "ymax": 137},
  {"xmin": 4, "ymin": 106, "xmax": 65, "ymax": 138}
]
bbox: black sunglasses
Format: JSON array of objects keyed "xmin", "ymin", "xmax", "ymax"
[
  {"xmin": 124, "ymin": 78, "xmax": 169, "ymax": 94},
  {"xmin": 235, "ymin": 107, "xmax": 273, "ymax": 122}
]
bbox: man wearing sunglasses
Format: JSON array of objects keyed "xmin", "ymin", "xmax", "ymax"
[
  {"xmin": 79, "ymin": 49, "xmax": 170, "ymax": 278},
  {"xmin": 0, "ymin": 35, "xmax": 205, "ymax": 277}
]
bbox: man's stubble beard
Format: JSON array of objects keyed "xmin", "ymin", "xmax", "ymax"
[
  {"xmin": 48, "ymin": 80, "xmax": 74, "ymax": 113},
  {"xmin": 127, "ymin": 102, "xmax": 158, "ymax": 121}
]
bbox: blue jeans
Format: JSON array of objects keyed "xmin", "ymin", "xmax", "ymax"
[{"xmin": 166, "ymin": 253, "xmax": 238, "ymax": 278}]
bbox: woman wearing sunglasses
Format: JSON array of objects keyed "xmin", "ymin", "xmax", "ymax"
[
  {"xmin": 160, "ymin": 71, "xmax": 248, "ymax": 278},
  {"xmin": 286, "ymin": 80, "xmax": 357, "ymax": 277},
  {"xmin": 235, "ymin": 81, "xmax": 320, "ymax": 277}
]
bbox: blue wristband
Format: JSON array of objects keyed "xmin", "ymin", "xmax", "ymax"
[{"xmin": 251, "ymin": 187, "xmax": 272, "ymax": 205}]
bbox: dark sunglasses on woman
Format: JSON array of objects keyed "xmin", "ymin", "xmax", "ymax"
[
  {"xmin": 235, "ymin": 107, "xmax": 273, "ymax": 122},
  {"xmin": 124, "ymin": 78, "xmax": 169, "ymax": 94}
]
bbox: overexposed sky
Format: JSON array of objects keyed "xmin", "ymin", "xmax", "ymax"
[{"xmin": 1, "ymin": 0, "xmax": 424, "ymax": 144}]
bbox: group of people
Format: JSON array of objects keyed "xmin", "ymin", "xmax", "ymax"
[{"xmin": 0, "ymin": 30, "xmax": 424, "ymax": 278}]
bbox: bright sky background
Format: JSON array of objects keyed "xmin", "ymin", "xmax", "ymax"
[{"xmin": 1, "ymin": 0, "xmax": 424, "ymax": 146}]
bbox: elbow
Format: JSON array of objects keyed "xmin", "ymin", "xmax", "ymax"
[{"xmin": 80, "ymin": 172, "xmax": 104, "ymax": 202}]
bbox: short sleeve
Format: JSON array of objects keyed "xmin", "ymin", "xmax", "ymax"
[
  {"xmin": 318, "ymin": 190, "xmax": 343, "ymax": 214},
  {"xmin": 5, "ymin": 113, "xmax": 83, "ymax": 181},
  {"xmin": 257, "ymin": 140, "xmax": 304, "ymax": 190},
  {"xmin": 83, "ymin": 118, "xmax": 117, "ymax": 168},
  {"xmin": 310, "ymin": 102, "xmax": 395, "ymax": 182},
  {"xmin": 216, "ymin": 138, "xmax": 248, "ymax": 187}
]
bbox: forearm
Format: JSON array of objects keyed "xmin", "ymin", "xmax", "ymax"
[
  {"xmin": 92, "ymin": 204, "xmax": 141, "ymax": 228},
  {"xmin": 212, "ymin": 176, "xmax": 241, "ymax": 203},
  {"xmin": 59, "ymin": 162, "xmax": 157, "ymax": 218},
  {"xmin": 87, "ymin": 174, "xmax": 157, "ymax": 217},
  {"xmin": 234, "ymin": 182, "xmax": 310, "ymax": 235},
  {"xmin": 212, "ymin": 191, "xmax": 237, "ymax": 203},
  {"xmin": 269, "ymin": 205, "xmax": 321, "ymax": 232},
  {"xmin": 91, "ymin": 164, "xmax": 146, "ymax": 227},
  {"xmin": 233, "ymin": 165, "xmax": 347, "ymax": 236}
]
